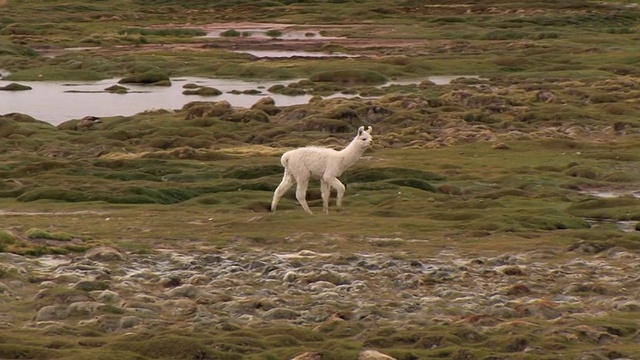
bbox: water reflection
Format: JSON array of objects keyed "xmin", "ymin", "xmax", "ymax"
[
  {"xmin": 585, "ymin": 218, "xmax": 638, "ymax": 233},
  {"xmin": 0, "ymin": 77, "xmax": 318, "ymax": 125},
  {"xmin": 238, "ymin": 50, "xmax": 355, "ymax": 58},
  {"xmin": 203, "ymin": 29, "xmax": 342, "ymax": 40},
  {"xmin": 0, "ymin": 76, "xmax": 469, "ymax": 126},
  {"xmin": 36, "ymin": 47, "xmax": 353, "ymax": 60},
  {"xmin": 581, "ymin": 189, "xmax": 640, "ymax": 198}
]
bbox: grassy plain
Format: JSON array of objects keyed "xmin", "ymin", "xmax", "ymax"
[{"xmin": 2, "ymin": 0, "xmax": 640, "ymax": 359}]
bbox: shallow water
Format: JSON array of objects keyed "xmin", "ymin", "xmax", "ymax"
[
  {"xmin": 0, "ymin": 76, "xmax": 469, "ymax": 126},
  {"xmin": 586, "ymin": 218, "xmax": 638, "ymax": 233},
  {"xmin": 203, "ymin": 29, "xmax": 342, "ymax": 40},
  {"xmin": 237, "ymin": 49, "xmax": 355, "ymax": 58},
  {"xmin": 581, "ymin": 189, "xmax": 640, "ymax": 198},
  {"xmin": 0, "ymin": 77, "xmax": 317, "ymax": 125},
  {"xmin": 38, "ymin": 48, "xmax": 354, "ymax": 59}
]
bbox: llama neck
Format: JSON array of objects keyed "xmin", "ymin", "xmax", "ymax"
[{"xmin": 339, "ymin": 139, "xmax": 365, "ymax": 169}]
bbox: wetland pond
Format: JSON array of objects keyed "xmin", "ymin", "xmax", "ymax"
[
  {"xmin": 0, "ymin": 75, "xmax": 462, "ymax": 126},
  {"xmin": 199, "ymin": 26, "xmax": 344, "ymax": 40},
  {"xmin": 582, "ymin": 189, "xmax": 640, "ymax": 233}
]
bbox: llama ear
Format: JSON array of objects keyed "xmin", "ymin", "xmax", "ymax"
[
  {"xmin": 366, "ymin": 126, "xmax": 372, "ymax": 133},
  {"xmin": 357, "ymin": 126, "xmax": 364, "ymax": 136}
]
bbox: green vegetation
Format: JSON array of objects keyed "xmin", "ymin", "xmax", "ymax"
[
  {"xmin": 182, "ymin": 86, "xmax": 222, "ymax": 96},
  {"xmin": 25, "ymin": 228, "xmax": 74, "ymax": 241},
  {"xmin": 220, "ymin": 29, "xmax": 242, "ymax": 37},
  {"xmin": 2, "ymin": 0, "xmax": 640, "ymax": 358},
  {"xmin": 265, "ymin": 29, "xmax": 283, "ymax": 38},
  {"xmin": 118, "ymin": 27, "xmax": 206, "ymax": 37},
  {"xmin": 0, "ymin": 82, "xmax": 31, "ymax": 90},
  {"xmin": 220, "ymin": 29, "xmax": 253, "ymax": 38}
]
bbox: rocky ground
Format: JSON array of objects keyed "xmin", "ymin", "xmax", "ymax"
[{"xmin": 2, "ymin": 238, "xmax": 639, "ymax": 359}]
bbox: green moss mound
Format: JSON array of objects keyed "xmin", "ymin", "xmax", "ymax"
[
  {"xmin": 0, "ymin": 82, "xmax": 32, "ymax": 91},
  {"xmin": 568, "ymin": 197, "xmax": 640, "ymax": 220},
  {"xmin": 105, "ymin": 84, "xmax": 128, "ymax": 93},
  {"xmin": 182, "ymin": 86, "xmax": 222, "ymax": 96},
  {"xmin": 25, "ymin": 228, "xmax": 74, "ymax": 241},
  {"xmin": 109, "ymin": 335, "xmax": 242, "ymax": 360},
  {"xmin": 0, "ymin": 230, "xmax": 16, "ymax": 245},
  {"xmin": 0, "ymin": 115, "xmax": 55, "ymax": 138},
  {"xmin": 0, "ymin": 344, "xmax": 57, "ymax": 360},
  {"xmin": 0, "ymin": 42, "xmax": 38, "ymax": 57},
  {"xmin": 17, "ymin": 188, "xmax": 95, "ymax": 203},
  {"xmin": 119, "ymin": 71, "xmax": 171, "ymax": 85}
]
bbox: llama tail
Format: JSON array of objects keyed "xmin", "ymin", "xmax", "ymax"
[{"xmin": 281, "ymin": 151, "xmax": 291, "ymax": 168}]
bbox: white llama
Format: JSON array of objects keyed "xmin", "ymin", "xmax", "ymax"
[{"xmin": 271, "ymin": 126, "xmax": 373, "ymax": 214}]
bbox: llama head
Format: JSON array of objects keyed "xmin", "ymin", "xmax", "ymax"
[{"xmin": 355, "ymin": 126, "xmax": 373, "ymax": 148}]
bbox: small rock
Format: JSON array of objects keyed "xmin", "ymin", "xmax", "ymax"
[
  {"xmin": 283, "ymin": 270, "xmax": 299, "ymax": 283},
  {"xmin": 491, "ymin": 142, "xmax": 509, "ymax": 150},
  {"xmin": 119, "ymin": 315, "xmax": 142, "ymax": 329},
  {"xmin": 73, "ymin": 280, "xmax": 109, "ymax": 292},
  {"xmin": 358, "ymin": 350, "xmax": 397, "ymax": 360},
  {"xmin": 497, "ymin": 265, "xmax": 525, "ymax": 276},
  {"xmin": 68, "ymin": 301, "xmax": 102, "ymax": 316},
  {"xmin": 79, "ymin": 315, "xmax": 121, "ymax": 332},
  {"xmin": 165, "ymin": 284, "xmax": 201, "ymax": 299},
  {"xmin": 0, "ymin": 282, "xmax": 11, "ymax": 294},
  {"xmin": 536, "ymin": 90, "xmax": 556, "ymax": 103},
  {"xmin": 187, "ymin": 274, "xmax": 210, "ymax": 285},
  {"xmin": 262, "ymin": 307, "xmax": 300, "ymax": 320},
  {"xmin": 161, "ymin": 276, "xmax": 182, "ymax": 288},
  {"xmin": 0, "ymin": 82, "xmax": 32, "ymax": 91},
  {"xmin": 614, "ymin": 300, "xmax": 640, "ymax": 312},
  {"xmin": 85, "ymin": 246, "xmax": 126, "ymax": 262},
  {"xmin": 452, "ymin": 348, "xmax": 477, "ymax": 360},
  {"xmin": 0, "ymin": 263, "xmax": 26, "ymax": 276},
  {"xmin": 34, "ymin": 305, "xmax": 70, "ymax": 322},
  {"xmin": 506, "ymin": 283, "xmax": 531, "ymax": 296},
  {"xmin": 307, "ymin": 281, "xmax": 336, "ymax": 292},
  {"xmin": 95, "ymin": 290, "xmax": 120, "ymax": 303},
  {"xmin": 290, "ymin": 352, "xmax": 323, "ymax": 360}
]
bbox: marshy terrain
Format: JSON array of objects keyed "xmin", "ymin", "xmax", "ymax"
[{"xmin": 2, "ymin": 0, "xmax": 640, "ymax": 359}]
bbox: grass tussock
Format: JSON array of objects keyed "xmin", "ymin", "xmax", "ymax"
[
  {"xmin": 26, "ymin": 228, "xmax": 74, "ymax": 241},
  {"xmin": 118, "ymin": 71, "xmax": 170, "ymax": 85},
  {"xmin": 109, "ymin": 335, "xmax": 243, "ymax": 359}
]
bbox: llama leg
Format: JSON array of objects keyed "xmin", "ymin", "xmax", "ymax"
[
  {"xmin": 271, "ymin": 172, "xmax": 294, "ymax": 212},
  {"xmin": 320, "ymin": 179, "xmax": 331, "ymax": 214},
  {"xmin": 328, "ymin": 178, "xmax": 346, "ymax": 211},
  {"xmin": 295, "ymin": 176, "xmax": 313, "ymax": 214}
]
